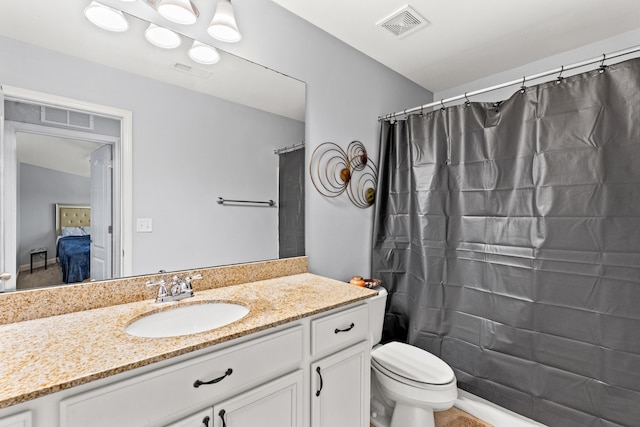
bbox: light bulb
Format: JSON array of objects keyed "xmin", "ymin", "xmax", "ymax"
[
  {"xmin": 207, "ymin": 0, "xmax": 241, "ymax": 43},
  {"xmin": 157, "ymin": 0, "xmax": 198, "ymax": 25},
  {"xmin": 189, "ymin": 41, "xmax": 220, "ymax": 65},
  {"xmin": 84, "ymin": 1, "xmax": 129, "ymax": 32},
  {"xmin": 144, "ymin": 24, "xmax": 181, "ymax": 49}
]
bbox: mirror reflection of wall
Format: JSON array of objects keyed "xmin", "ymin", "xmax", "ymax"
[{"xmin": 0, "ymin": 1, "xmax": 306, "ymax": 292}]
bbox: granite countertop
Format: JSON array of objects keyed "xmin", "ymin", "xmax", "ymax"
[{"xmin": 0, "ymin": 273, "xmax": 376, "ymax": 409}]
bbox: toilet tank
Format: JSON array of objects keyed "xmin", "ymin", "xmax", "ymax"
[{"xmin": 368, "ymin": 285, "xmax": 388, "ymax": 346}]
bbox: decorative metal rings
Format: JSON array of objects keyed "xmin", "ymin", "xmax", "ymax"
[{"xmin": 310, "ymin": 140, "xmax": 378, "ymax": 209}]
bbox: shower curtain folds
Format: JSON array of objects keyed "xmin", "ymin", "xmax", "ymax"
[{"xmin": 372, "ymin": 57, "xmax": 640, "ymax": 427}]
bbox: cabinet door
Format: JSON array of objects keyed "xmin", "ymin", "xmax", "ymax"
[
  {"xmin": 165, "ymin": 408, "xmax": 213, "ymax": 427},
  {"xmin": 0, "ymin": 411, "xmax": 32, "ymax": 427},
  {"xmin": 213, "ymin": 370, "xmax": 303, "ymax": 427},
  {"xmin": 311, "ymin": 341, "xmax": 370, "ymax": 427}
]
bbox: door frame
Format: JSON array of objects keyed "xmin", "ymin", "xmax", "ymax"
[{"xmin": 1, "ymin": 85, "xmax": 133, "ymax": 279}]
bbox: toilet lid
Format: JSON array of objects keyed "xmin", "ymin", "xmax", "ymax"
[{"xmin": 371, "ymin": 342, "xmax": 454, "ymax": 385}]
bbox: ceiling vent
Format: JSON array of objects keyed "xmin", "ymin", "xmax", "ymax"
[
  {"xmin": 173, "ymin": 63, "xmax": 212, "ymax": 79},
  {"xmin": 377, "ymin": 5, "xmax": 429, "ymax": 39}
]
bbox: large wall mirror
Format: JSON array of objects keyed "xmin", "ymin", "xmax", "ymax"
[{"xmin": 0, "ymin": 0, "xmax": 306, "ymax": 292}]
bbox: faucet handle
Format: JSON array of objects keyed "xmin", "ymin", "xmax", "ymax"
[
  {"xmin": 145, "ymin": 279, "xmax": 168, "ymax": 299},
  {"xmin": 181, "ymin": 274, "xmax": 202, "ymax": 293}
]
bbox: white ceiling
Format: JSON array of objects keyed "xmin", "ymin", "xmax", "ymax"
[
  {"xmin": 0, "ymin": 0, "xmax": 305, "ymax": 121},
  {"xmin": 17, "ymin": 133, "xmax": 102, "ymax": 178},
  {"xmin": 272, "ymin": 0, "xmax": 640, "ymax": 93}
]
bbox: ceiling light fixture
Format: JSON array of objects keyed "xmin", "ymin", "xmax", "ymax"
[
  {"xmin": 84, "ymin": 1, "xmax": 129, "ymax": 32},
  {"xmin": 156, "ymin": 0, "xmax": 199, "ymax": 25},
  {"xmin": 144, "ymin": 23, "xmax": 182, "ymax": 49},
  {"xmin": 207, "ymin": 0, "xmax": 241, "ymax": 43},
  {"xmin": 189, "ymin": 41, "xmax": 221, "ymax": 65}
]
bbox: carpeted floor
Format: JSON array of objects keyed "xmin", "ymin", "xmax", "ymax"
[
  {"xmin": 16, "ymin": 264, "xmax": 64, "ymax": 290},
  {"xmin": 371, "ymin": 407, "xmax": 493, "ymax": 427}
]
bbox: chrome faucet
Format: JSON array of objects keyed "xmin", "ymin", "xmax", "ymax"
[{"xmin": 146, "ymin": 273, "xmax": 202, "ymax": 303}]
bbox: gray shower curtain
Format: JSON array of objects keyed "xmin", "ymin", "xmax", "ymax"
[
  {"xmin": 278, "ymin": 148, "xmax": 305, "ymax": 258},
  {"xmin": 372, "ymin": 57, "xmax": 640, "ymax": 427}
]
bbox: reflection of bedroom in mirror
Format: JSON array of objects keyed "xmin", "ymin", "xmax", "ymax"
[{"xmin": 5, "ymin": 100, "xmax": 121, "ymax": 290}]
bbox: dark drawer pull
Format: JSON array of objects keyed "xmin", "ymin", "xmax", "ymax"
[
  {"xmin": 193, "ymin": 368, "xmax": 233, "ymax": 388},
  {"xmin": 315, "ymin": 366, "xmax": 324, "ymax": 397},
  {"xmin": 334, "ymin": 323, "xmax": 355, "ymax": 334},
  {"xmin": 202, "ymin": 415, "xmax": 210, "ymax": 427},
  {"xmin": 219, "ymin": 409, "xmax": 227, "ymax": 427}
]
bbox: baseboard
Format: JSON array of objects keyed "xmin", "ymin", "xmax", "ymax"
[{"xmin": 18, "ymin": 258, "xmax": 58, "ymax": 273}]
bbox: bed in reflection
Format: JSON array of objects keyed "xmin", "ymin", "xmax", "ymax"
[{"xmin": 55, "ymin": 204, "xmax": 91, "ymax": 284}]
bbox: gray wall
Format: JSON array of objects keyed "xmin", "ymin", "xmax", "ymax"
[
  {"xmin": 18, "ymin": 163, "xmax": 90, "ymax": 267},
  {"xmin": 216, "ymin": 0, "xmax": 434, "ymax": 280},
  {"xmin": 1, "ymin": 0, "xmax": 433, "ymax": 280}
]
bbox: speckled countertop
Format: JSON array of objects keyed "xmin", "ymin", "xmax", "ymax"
[{"xmin": 0, "ymin": 272, "xmax": 376, "ymax": 409}]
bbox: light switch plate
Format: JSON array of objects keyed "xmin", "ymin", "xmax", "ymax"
[{"xmin": 136, "ymin": 218, "xmax": 153, "ymax": 233}]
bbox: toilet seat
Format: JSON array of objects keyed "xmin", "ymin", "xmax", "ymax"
[{"xmin": 371, "ymin": 342, "xmax": 455, "ymax": 387}]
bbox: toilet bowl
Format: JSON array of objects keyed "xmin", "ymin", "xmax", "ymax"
[{"xmin": 368, "ymin": 286, "xmax": 457, "ymax": 427}]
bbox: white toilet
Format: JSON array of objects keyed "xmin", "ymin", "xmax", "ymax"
[{"xmin": 368, "ymin": 286, "xmax": 458, "ymax": 427}]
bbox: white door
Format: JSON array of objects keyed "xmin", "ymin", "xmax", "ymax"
[
  {"xmin": 90, "ymin": 144, "xmax": 113, "ymax": 280},
  {"xmin": 0, "ymin": 89, "xmax": 18, "ymax": 292},
  {"xmin": 311, "ymin": 341, "xmax": 370, "ymax": 427},
  {"xmin": 213, "ymin": 370, "xmax": 303, "ymax": 427}
]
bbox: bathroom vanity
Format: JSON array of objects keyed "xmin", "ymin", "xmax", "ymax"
[{"xmin": 0, "ymin": 264, "xmax": 376, "ymax": 427}]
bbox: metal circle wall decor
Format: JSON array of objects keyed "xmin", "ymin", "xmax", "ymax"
[{"xmin": 310, "ymin": 140, "xmax": 378, "ymax": 209}]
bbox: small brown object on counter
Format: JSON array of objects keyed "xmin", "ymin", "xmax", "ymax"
[
  {"xmin": 349, "ymin": 276, "xmax": 365, "ymax": 286},
  {"xmin": 363, "ymin": 278, "xmax": 381, "ymax": 288}
]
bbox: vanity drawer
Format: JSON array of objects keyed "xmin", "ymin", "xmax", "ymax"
[
  {"xmin": 311, "ymin": 304, "xmax": 368, "ymax": 356},
  {"xmin": 60, "ymin": 326, "xmax": 303, "ymax": 427}
]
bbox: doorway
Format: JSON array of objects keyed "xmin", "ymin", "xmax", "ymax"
[
  {"xmin": 10, "ymin": 126, "xmax": 116, "ymax": 289},
  {"xmin": 0, "ymin": 85, "xmax": 132, "ymax": 292}
]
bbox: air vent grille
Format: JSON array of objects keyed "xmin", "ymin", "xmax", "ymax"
[
  {"xmin": 40, "ymin": 106, "xmax": 94, "ymax": 130},
  {"xmin": 173, "ymin": 63, "xmax": 212, "ymax": 79},
  {"xmin": 377, "ymin": 5, "xmax": 428, "ymax": 39}
]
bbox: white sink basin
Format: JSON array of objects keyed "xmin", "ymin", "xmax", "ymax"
[{"xmin": 125, "ymin": 302, "xmax": 249, "ymax": 338}]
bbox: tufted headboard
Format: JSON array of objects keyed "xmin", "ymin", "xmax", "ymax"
[{"xmin": 55, "ymin": 204, "xmax": 91, "ymax": 236}]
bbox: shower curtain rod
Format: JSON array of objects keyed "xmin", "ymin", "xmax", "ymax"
[
  {"xmin": 380, "ymin": 44, "xmax": 640, "ymax": 121},
  {"xmin": 274, "ymin": 141, "xmax": 305, "ymax": 155}
]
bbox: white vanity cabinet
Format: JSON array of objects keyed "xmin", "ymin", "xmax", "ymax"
[
  {"xmin": 309, "ymin": 304, "xmax": 371, "ymax": 427},
  {"xmin": 0, "ymin": 298, "xmax": 374, "ymax": 427},
  {"xmin": 0, "ymin": 412, "xmax": 32, "ymax": 427},
  {"xmin": 60, "ymin": 326, "xmax": 303, "ymax": 427}
]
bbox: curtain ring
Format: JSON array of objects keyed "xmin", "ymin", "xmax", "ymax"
[
  {"xmin": 440, "ymin": 99, "xmax": 446, "ymax": 111},
  {"xmin": 556, "ymin": 65, "xmax": 564, "ymax": 84},
  {"xmin": 520, "ymin": 76, "xmax": 526, "ymax": 93},
  {"xmin": 464, "ymin": 92, "xmax": 471, "ymax": 107},
  {"xmin": 599, "ymin": 53, "xmax": 608, "ymax": 73}
]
